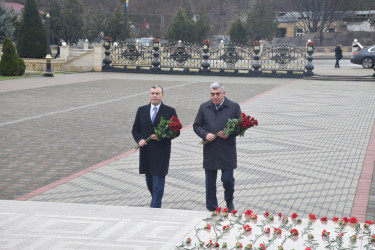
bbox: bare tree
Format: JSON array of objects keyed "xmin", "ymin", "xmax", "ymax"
[{"xmin": 290, "ymin": 0, "xmax": 365, "ymax": 34}]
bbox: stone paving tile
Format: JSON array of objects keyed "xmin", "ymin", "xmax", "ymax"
[
  {"xmin": 29, "ymin": 79, "xmax": 375, "ymax": 221},
  {"xmin": 0, "ymin": 200, "xmax": 207, "ymax": 250}
]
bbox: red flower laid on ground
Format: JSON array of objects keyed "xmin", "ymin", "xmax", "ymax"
[
  {"xmin": 290, "ymin": 229, "xmax": 299, "ymax": 235},
  {"xmin": 278, "ymin": 212, "xmax": 282, "ymax": 217},
  {"xmin": 349, "ymin": 217, "xmax": 358, "ymax": 224},
  {"xmin": 245, "ymin": 209, "xmax": 253, "ymax": 216},
  {"xmin": 264, "ymin": 228, "xmax": 270, "ymax": 233},
  {"xmin": 342, "ymin": 217, "xmax": 349, "ymax": 223},
  {"xmin": 309, "ymin": 214, "xmax": 317, "ymax": 220},
  {"xmin": 259, "ymin": 243, "xmax": 266, "ymax": 250},
  {"xmin": 236, "ymin": 242, "xmax": 243, "ymax": 248},
  {"xmin": 320, "ymin": 217, "xmax": 328, "ymax": 222},
  {"xmin": 322, "ymin": 229, "xmax": 330, "ymax": 236},
  {"xmin": 223, "ymin": 208, "xmax": 229, "ymax": 213},
  {"xmin": 274, "ymin": 228, "xmax": 282, "ymax": 234},
  {"xmin": 243, "ymin": 224, "xmax": 252, "ymax": 232},
  {"xmin": 245, "ymin": 243, "xmax": 253, "ymax": 249},
  {"xmin": 222, "ymin": 225, "xmax": 230, "ymax": 231},
  {"xmin": 216, "ymin": 207, "xmax": 222, "ymax": 212},
  {"xmin": 264, "ymin": 211, "xmax": 269, "ymax": 217},
  {"xmin": 332, "ymin": 217, "xmax": 339, "ymax": 222},
  {"xmin": 231, "ymin": 209, "xmax": 238, "ymax": 214},
  {"xmin": 350, "ymin": 235, "xmax": 357, "ymax": 243},
  {"xmin": 186, "ymin": 237, "xmax": 191, "ymax": 243},
  {"xmin": 291, "ymin": 212, "xmax": 298, "ymax": 219},
  {"xmin": 371, "ymin": 235, "xmax": 375, "ymax": 242},
  {"xmin": 204, "ymin": 223, "xmax": 211, "ymax": 230}
]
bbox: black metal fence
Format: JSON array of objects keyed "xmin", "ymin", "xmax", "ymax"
[{"xmin": 102, "ymin": 40, "xmax": 314, "ymax": 78}]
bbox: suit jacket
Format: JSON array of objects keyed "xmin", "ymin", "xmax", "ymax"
[
  {"xmin": 193, "ymin": 98, "xmax": 241, "ymax": 170},
  {"xmin": 132, "ymin": 102, "xmax": 179, "ymax": 176}
]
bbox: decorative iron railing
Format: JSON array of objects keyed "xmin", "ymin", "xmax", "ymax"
[{"xmin": 102, "ymin": 39, "xmax": 314, "ymax": 77}]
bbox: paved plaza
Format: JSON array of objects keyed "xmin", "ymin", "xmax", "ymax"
[{"xmin": 0, "ymin": 67, "xmax": 374, "ymax": 249}]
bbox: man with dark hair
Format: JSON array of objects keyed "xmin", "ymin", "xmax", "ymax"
[
  {"xmin": 193, "ymin": 82, "xmax": 241, "ymax": 212},
  {"xmin": 132, "ymin": 85, "xmax": 179, "ymax": 208}
]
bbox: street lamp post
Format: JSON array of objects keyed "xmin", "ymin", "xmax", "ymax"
[
  {"xmin": 44, "ymin": 0, "xmax": 54, "ymax": 77},
  {"xmin": 319, "ymin": 0, "xmax": 327, "ymax": 46},
  {"xmin": 124, "ymin": 0, "xmax": 127, "ymax": 42}
]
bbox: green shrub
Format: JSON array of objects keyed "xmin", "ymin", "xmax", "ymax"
[
  {"xmin": 0, "ymin": 37, "xmax": 25, "ymax": 76},
  {"xmin": 18, "ymin": 58, "xmax": 26, "ymax": 76},
  {"xmin": 16, "ymin": 0, "xmax": 46, "ymax": 58}
]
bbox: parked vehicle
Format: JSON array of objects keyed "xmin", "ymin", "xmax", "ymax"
[{"xmin": 350, "ymin": 45, "xmax": 375, "ymax": 68}]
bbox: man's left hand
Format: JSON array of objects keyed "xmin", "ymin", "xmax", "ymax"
[{"xmin": 217, "ymin": 131, "xmax": 228, "ymax": 139}]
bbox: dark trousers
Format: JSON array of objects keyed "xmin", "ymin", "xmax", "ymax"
[
  {"xmin": 335, "ymin": 58, "xmax": 340, "ymax": 68},
  {"xmin": 205, "ymin": 169, "xmax": 235, "ymax": 211},
  {"xmin": 145, "ymin": 174, "xmax": 165, "ymax": 208}
]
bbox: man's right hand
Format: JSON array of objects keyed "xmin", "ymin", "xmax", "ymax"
[
  {"xmin": 206, "ymin": 133, "xmax": 216, "ymax": 141},
  {"xmin": 138, "ymin": 139, "xmax": 147, "ymax": 147}
]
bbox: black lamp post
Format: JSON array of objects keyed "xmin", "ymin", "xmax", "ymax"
[
  {"xmin": 124, "ymin": 0, "xmax": 127, "ymax": 42},
  {"xmin": 44, "ymin": 0, "xmax": 53, "ymax": 77}
]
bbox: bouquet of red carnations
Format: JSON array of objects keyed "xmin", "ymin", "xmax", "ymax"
[
  {"xmin": 135, "ymin": 115, "xmax": 182, "ymax": 150},
  {"xmin": 201, "ymin": 113, "xmax": 258, "ymax": 145}
]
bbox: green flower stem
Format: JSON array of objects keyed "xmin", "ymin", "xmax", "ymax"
[{"xmin": 134, "ymin": 137, "xmax": 151, "ymax": 150}]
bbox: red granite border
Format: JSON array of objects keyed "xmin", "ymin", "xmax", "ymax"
[{"xmin": 351, "ymin": 122, "xmax": 375, "ymax": 222}]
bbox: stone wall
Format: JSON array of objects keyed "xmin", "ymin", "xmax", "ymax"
[{"xmin": 22, "ymin": 45, "xmax": 104, "ymax": 73}]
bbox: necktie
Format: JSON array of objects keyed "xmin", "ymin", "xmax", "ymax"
[
  {"xmin": 151, "ymin": 106, "xmax": 157, "ymax": 122},
  {"xmin": 216, "ymin": 105, "xmax": 220, "ymax": 110}
]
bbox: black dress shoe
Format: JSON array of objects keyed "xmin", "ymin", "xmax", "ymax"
[{"xmin": 227, "ymin": 202, "xmax": 235, "ymax": 211}]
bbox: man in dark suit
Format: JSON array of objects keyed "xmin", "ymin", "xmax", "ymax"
[
  {"xmin": 132, "ymin": 85, "xmax": 179, "ymax": 208},
  {"xmin": 193, "ymin": 82, "xmax": 241, "ymax": 212}
]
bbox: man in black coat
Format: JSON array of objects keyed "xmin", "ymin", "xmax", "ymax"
[
  {"xmin": 132, "ymin": 85, "xmax": 179, "ymax": 208},
  {"xmin": 193, "ymin": 82, "xmax": 241, "ymax": 212},
  {"xmin": 335, "ymin": 43, "xmax": 343, "ymax": 68}
]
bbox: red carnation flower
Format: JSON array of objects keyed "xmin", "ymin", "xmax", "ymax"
[
  {"xmin": 245, "ymin": 209, "xmax": 253, "ymax": 216},
  {"xmin": 320, "ymin": 217, "xmax": 328, "ymax": 222},
  {"xmin": 349, "ymin": 217, "xmax": 358, "ymax": 224},
  {"xmin": 290, "ymin": 229, "xmax": 299, "ymax": 235},
  {"xmin": 291, "ymin": 213, "xmax": 298, "ymax": 219},
  {"xmin": 322, "ymin": 229, "xmax": 330, "ymax": 236}
]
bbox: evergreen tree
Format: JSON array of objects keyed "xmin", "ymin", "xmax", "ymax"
[
  {"xmin": 193, "ymin": 6, "xmax": 211, "ymax": 43},
  {"xmin": 0, "ymin": 2, "xmax": 16, "ymax": 42},
  {"xmin": 16, "ymin": 0, "xmax": 46, "ymax": 58},
  {"xmin": 49, "ymin": 0, "xmax": 64, "ymax": 44},
  {"xmin": 165, "ymin": 8, "xmax": 195, "ymax": 43},
  {"xmin": 246, "ymin": 0, "xmax": 278, "ymax": 42},
  {"xmin": 85, "ymin": 2, "xmax": 105, "ymax": 43},
  {"xmin": 0, "ymin": 37, "xmax": 25, "ymax": 76},
  {"xmin": 229, "ymin": 18, "xmax": 247, "ymax": 45},
  {"xmin": 61, "ymin": 0, "xmax": 84, "ymax": 43},
  {"xmin": 103, "ymin": 3, "xmax": 130, "ymax": 42}
]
